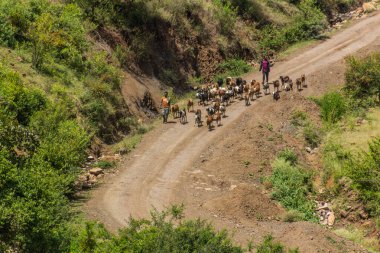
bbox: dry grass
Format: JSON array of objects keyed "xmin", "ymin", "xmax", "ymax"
[
  {"xmin": 337, "ymin": 108, "xmax": 380, "ymax": 152},
  {"xmin": 334, "ymin": 227, "xmax": 379, "ymax": 253}
]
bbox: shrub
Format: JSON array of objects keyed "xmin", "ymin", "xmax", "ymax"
[
  {"xmin": 213, "ymin": 0, "xmax": 238, "ymax": 35},
  {"xmin": 215, "ymin": 59, "xmax": 252, "ymax": 81},
  {"xmin": 114, "ymin": 134, "xmax": 143, "ymax": 154},
  {"xmin": 278, "ymin": 148, "xmax": 298, "ymax": 165},
  {"xmin": 0, "ymin": 13, "xmax": 16, "ymax": 47},
  {"xmin": 303, "ymin": 124, "xmax": 321, "ymax": 148},
  {"xmin": 93, "ymin": 161, "xmax": 115, "ymax": 169},
  {"xmin": 70, "ymin": 206, "xmax": 244, "ymax": 253},
  {"xmin": 0, "ymin": 64, "xmax": 47, "ymax": 125},
  {"xmin": 0, "ymin": 150, "xmax": 73, "ymax": 253},
  {"xmin": 290, "ymin": 110, "xmax": 308, "ymax": 127},
  {"xmin": 282, "ymin": 210, "xmax": 305, "ymax": 222},
  {"xmin": 256, "ymin": 234, "xmax": 300, "ymax": 253},
  {"xmin": 318, "ymin": 92, "xmax": 347, "ymax": 125},
  {"xmin": 345, "ymin": 137, "xmax": 380, "ymax": 216},
  {"xmin": 259, "ymin": 0, "xmax": 327, "ymax": 52},
  {"xmin": 345, "ymin": 53, "xmax": 380, "ymax": 103},
  {"xmin": 34, "ymin": 120, "xmax": 90, "ymax": 174},
  {"xmin": 270, "ymin": 158, "xmax": 316, "ymax": 221}
]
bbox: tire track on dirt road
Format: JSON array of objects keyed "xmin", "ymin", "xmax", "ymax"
[{"xmin": 85, "ymin": 12, "xmax": 380, "ymax": 233}]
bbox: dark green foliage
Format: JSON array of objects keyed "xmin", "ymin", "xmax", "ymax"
[
  {"xmin": 345, "ymin": 53, "xmax": 380, "ymax": 103},
  {"xmin": 270, "ymin": 158, "xmax": 316, "ymax": 221},
  {"xmin": 318, "ymin": 92, "xmax": 347, "ymax": 125},
  {"xmin": 260, "ymin": 0, "xmax": 327, "ymax": 52},
  {"xmin": 0, "ymin": 65, "xmax": 89, "ymax": 252},
  {"xmin": 70, "ymin": 207, "xmax": 244, "ymax": 253},
  {"xmin": 345, "ymin": 137, "xmax": 380, "ymax": 216},
  {"xmin": 0, "ymin": 66, "xmax": 47, "ymax": 125},
  {"xmin": 0, "ymin": 13, "xmax": 16, "ymax": 47},
  {"xmin": 0, "ymin": 149, "xmax": 73, "ymax": 253}
]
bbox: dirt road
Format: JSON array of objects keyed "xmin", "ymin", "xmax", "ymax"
[{"xmin": 85, "ymin": 12, "xmax": 380, "ymax": 251}]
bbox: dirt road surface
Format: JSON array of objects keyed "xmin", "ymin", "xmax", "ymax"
[{"xmin": 85, "ymin": 12, "xmax": 380, "ymax": 252}]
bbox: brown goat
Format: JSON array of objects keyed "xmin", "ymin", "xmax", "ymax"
[
  {"xmin": 206, "ymin": 115, "xmax": 213, "ymax": 131},
  {"xmin": 301, "ymin": 74, "xmax": 307, "ymax": 87},
  {"xmin": 214, "ymin": 112, "xmax": 222, "ymax": 126},
  {"xmin": 171, "ymin": 104, "xmax": 179, "ymax": 118},
  {"xmin": 273, "ymin": 80, "xmax": 280, "ymax": 92},
  {"xmin": 187, "ymin": 99, "xmax": 194, "ymax": 112}
]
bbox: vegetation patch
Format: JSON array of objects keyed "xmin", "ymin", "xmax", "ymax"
[
  {"xmin": 256, "ymin": 234, "xmax": 300, "ymax": 253},
  {"xmin": 269, "ymin": 158, "xmax": 316, "ymax": 221},
  {"xmin": 215, "ymin": 59, "xmax": 252, "ymax": 81}
]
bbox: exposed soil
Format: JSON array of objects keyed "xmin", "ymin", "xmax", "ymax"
[{"xmin": 84, "ymin": 12, "xmax": 380, "ymax": 252}]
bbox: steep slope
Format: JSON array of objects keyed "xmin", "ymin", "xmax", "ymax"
[{"xmin": 85, "ymin": 11, "xmax": 380, "ymax": 252}]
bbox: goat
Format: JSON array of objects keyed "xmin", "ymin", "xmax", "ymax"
[
  {"xmin": 214, "ymin": 112, "xmax": 222, "ymax": 126},
  {"xmin": 171, "ymin": 104, "xmax": 179, "ymax": 118},
  {"xmin": 195, "ymin": 109, "xmax": 202, "ymax": 127},
  {"xmin": 263, "ymin": 82, "xmax": 270, "ymax": 95},
  {"xmin": 206, "ymin": 115, "xmax": 213, "ymax": 131},
  {"xmin": 206, "ymin": 107, "xmax": 215, "ymax": 116},
  {"xmin": 219, "ymin": 105, "xmax": 226, "ymax": 117},
  {"xmin": 273, "ymin": 80, "xmax": 280, "ymax": 92},
  {"xmin": 301, "ymin": 74, "xmax": 307, "ymax": 87},
  {"xmin": 187, "ymin": 99, "xmax": 194, "ymax": 112},
  {"xmin": 273, "ymin": 91, "xmax": 280, "ymax": 101},
  {"xmin": 296, "ymin": 78, "xmax": 302, "ymax": 91},
  {"xmin": 179, "ymin": 109, "xmax": 187, "ymax": 124}
]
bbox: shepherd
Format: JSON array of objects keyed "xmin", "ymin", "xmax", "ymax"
[
  {"xmin": 259, "ymin": 57, "xmax": 270, "ymax": 85},
  {"xmin": 161, "ymin": 91, "xmax": 170, "ymax": 124}
]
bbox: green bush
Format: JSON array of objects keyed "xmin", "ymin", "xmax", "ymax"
[
  {"xmin": 345, "ymin": 53, "xmax": 380, "ymax": 103},
  {"xmin": 290, "ymin": 110, "xmax": 308, "ymax": 126},
  {"xmin": 269, "ymin": 158, "xmax": 316, "ymax": 221},
  {"xmin": 93, "ymin": 161, "xmax": 115, "ymax": 169},
  {"xmin": 28, "ymin": 4, "xmax": 86, "ymax": 70},
  {"xmin": 0, "ymin": 13, "xmax": 16, "ymax": 47},
  {"xmin": 303, "ymin": 124, "xmax": 321, "ymax": 148},
  {"xmin": 345, "ymin": 137, "xmax": 380, "ymax": 216},
  {"xmin": 215, "ymin": 59, "xmax": 252, "ymax": 81},
  {"xmin": 256, "ymin": 234, "xmax": 299, "ymax": 253},
  {"xmin": 35, "ymin": 120, "xmax": 90, "ymax": 174},
  {"xmin": 213, "ymin": 0, "xmax": 238, "ymax": 35},
  {"xmin": 0, "ymin": 150, "xmax": 73, "ymax": 253},
  {"xmin": 278, "ymin": 148, "xmax": 298, "ymax": 165},
  {"xmin": 70, "ymin": 206, "xmax": 244, "ymax": 253},
  {"xmin": 0, "ymin": 65, "xmax": 47, "ymax": 125},
  {"xmin": 259, "ymin": 0, "xmax": 327, "ymax": 52},
  {"xmin": 318, "ymin": 92, "xmax": 347, "ymax": 125}
]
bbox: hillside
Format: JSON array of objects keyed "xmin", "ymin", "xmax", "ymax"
[{"xmin": 0, "ymin": 0, "xmax": 378, "ymax": 252}]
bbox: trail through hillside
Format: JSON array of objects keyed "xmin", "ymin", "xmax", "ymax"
[{"xmin": 85, "ymin": 12, "xmax": 380, "ymax": 252}]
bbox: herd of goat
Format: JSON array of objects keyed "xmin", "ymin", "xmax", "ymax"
[{"xmin": 169, "ymin": 74, "xmax": 307, "ymax": 131}]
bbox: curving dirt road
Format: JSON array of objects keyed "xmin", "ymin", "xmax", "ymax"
[{"xmin": 85, "ymin": 12, "xmax": 380, "ymax": 251}]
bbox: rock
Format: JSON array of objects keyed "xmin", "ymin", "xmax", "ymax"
[
  {"xmin": 87, "ymin": 155, "xmax": 95, "ymax": 161},
  {"xmin": 327, "ymin": 211, "xmax": 335, "ymax": 226},
  {"xmin": 89, "ymin": 167, "xmax": 103, "ymax": 176},
  {"xmin": 363, "ymin": 2, "xmax": 376, "ymax": 12},
  {"xmin": 306, "ymin": 147, "xmax": 312, "ymax": 153}
]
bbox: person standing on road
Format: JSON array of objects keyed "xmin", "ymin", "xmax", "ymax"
[
  {"xmin": 161, "ymin": 91, "xmax": 171, "ymax": 124},
  {"xmin": 259, "ymin": 57, "xmax": 270, "ymax": 85}
]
